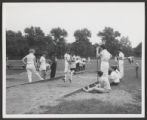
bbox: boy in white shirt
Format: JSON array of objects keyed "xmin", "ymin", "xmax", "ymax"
[
  {"xmin": 69, "ymin": 54, "xmax": 76, "ymax": 82},
  {"xmin": 98, "ymin": 45, "xmax": 112, "ymax": 78},
  {"xmin": 83, "ymin": 71, "xmax": 111, "ymax": 93},
  {"xmin": 22, "ymin": 49, "xmax": 44, "ymax": 83},
  {"xmin": 63, "ymin": 50, "xmax": 71, "ymax": 82},
  {"xmin": 39, "ymin": 53, "xmax": 47, "ymax": 79},
  {"xmin": 109, "ymin": 66, "xmax": 120, "ymax": 85},
  {"xmin": 118, "ymin": 48, "xmax": 125, "ymax": 79}
]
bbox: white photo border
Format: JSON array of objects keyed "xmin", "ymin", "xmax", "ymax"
[{"xmin": 2, "ymin": 2, "xmax": 145, "ymax": 118}]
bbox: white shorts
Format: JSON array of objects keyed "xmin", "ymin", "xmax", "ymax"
[
  {"xmin": 64, "ymin": 63, "xmax": 70, "ymax": 73},
  {"xmin": 26, "ymin": 64, "xmax": 36, "ymax": 71},
  {"xmin": 100, "ymin": 62, "xmax": 109, "ymax": 77},
  {"xmin": 39, "ymin": 64, "xmax": 46, "ymax": 71}
]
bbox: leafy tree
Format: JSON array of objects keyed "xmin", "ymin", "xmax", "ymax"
[
  {"xmin": 97, "ymin": 27, "xmax": 121, "ymax": 56},
  {"xmin": 72, "ymin": 28, "xmax": 92, "ymax": 57},
  {"xmin": 24, "ymin": 26, "xmax": 49, "ymax": 57},
  {"xmin": 50, "ymin": 27, "xmax": 68, "ymax": 58},
  {"xmin": 24, "ymin": 26, "xmax": 45, "ymax": 47},
  {"xmin": 120, "ymin": 36, "xmax": 133, "ymax": 56},
  {"xmin": 6, "ymin": 30, "xmax": 28, "ymax": 59}
]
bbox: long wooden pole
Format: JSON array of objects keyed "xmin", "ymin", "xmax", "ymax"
[{"xmin": 96, "ymin": 45, "xmax": 100, "ymax": 82}]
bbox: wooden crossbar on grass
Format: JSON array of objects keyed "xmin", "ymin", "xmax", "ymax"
[
  {"xmin": 62, "ymin": 81, "xmax": 98, "ymax": 98},
  {"xmin": 6, "ymin": 76, "xmax": 64, "ymax": 89},
  {"xmin": 6, "ymin": 70, "xmax": 87, "ymax": 89}
]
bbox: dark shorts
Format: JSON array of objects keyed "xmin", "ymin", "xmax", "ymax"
[
  {"xmin": 110, "ymin": 82, "xmax": 119, "ymax": 86},
  {"xmin": 70, "ymin": 68, "xmax": 76, "ymax": 71}
]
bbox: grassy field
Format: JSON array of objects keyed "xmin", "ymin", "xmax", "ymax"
[{"xmin": 6, "ymin": 59, "xmax": 142, "ymax": 114}]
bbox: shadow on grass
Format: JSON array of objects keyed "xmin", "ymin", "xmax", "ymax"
[
  {"xmin": 6, "ymin": 69, "xmax": 25, "ymax": 75},
  {"xmin": 26, "ymin": 99, "xmax": 141, "ymax": 114}
]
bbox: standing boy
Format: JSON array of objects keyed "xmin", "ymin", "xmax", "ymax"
[
  {"xmin": 50, "ymin": 54, "xmax": 57, "ymax": 78},
  {"xmin": 39, "ymin": 53, "xmax": 47, "ymax": 79},
  {"xmin": 98, "ymin": 45, "xmax": 112, "ymax": 78},
  {"xmin": 63, "ymin": 50, "xmax": 71, "ymax": 82},
  {"xmin": 118, "ymin": 48, "xmax": 125, "ymax": 79},
  {"xmin": 22, "ymin": 49, "xmax": 44, "ymax": 83}
]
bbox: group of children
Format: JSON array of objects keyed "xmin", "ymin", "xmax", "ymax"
[
  {"xmin": 83, "ymin": 65, "xmax": 121, "ymax": 93},
  {"xmin": 22, "ymin": 49, "xmax": 57, "ymax": 83},
  {"xmin": 83, "ymin": 45, "xmax": 124, "ymax": 93},
  {"xmin": 63, "ymin": 50, "xmax": 87, "ymax": 83}
]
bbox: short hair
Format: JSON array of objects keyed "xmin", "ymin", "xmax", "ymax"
[
  {"xmin": 29, "ymin": 49, "xmax": 35, "ymax": 53},
  {"xmin": 97, "ymin": 71, "xmax": 103, "ymax": 77},
  {"xmin": 111, "ymin": 65, "xmax": 117, "ymax": 71},
  {"xmin": 100, "ymin": 44, "xmax": 106, "ymax": 49}
]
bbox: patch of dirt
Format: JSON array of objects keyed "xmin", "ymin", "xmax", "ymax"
[{"xmin": 64, "ymin": 89, "xmax": 139, "ymax": 106}]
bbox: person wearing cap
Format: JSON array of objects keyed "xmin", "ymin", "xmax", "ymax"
[
  {"xmin": 39, "ymin": 52, "xmax": 47, "ymax": 79},
  {"xmin": 118, "ymin": 48, "xmax": 125, "ymax": 79},
  {"xmin": 98, "ymin": 45, "xmax": 112, "ymax": 79},
  {"xmin": 22, "ymin": 49, "xmax": 44, "ymax": 83}
]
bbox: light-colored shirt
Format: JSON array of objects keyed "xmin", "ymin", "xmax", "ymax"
[
  {"xmin": 119, "ymin": 52, "xmax": 124, "ymax": 61},
  {"xmin": 64, "ymin": 53, "xmax": 71, "ymax": 64},
  {"xmin": 99, "ymin": 76, "xmax": 111, "ymax": 90},
  {"xmin": 109, "ymin": 70, "xmax": 120, "ymax": 83},
  {"xmin": 82, "ymin": 58, "xmax": 86, "ymax": 65},
  {"xmin": 26, "ymin": 53, "xmax": 35, "ymax": 65},
  {"xmin": 100, "ymin": 49, "xmax": 111, "ymax": 62},
  {"xmin": 39, "ymin": 56, "xmax": 46, "ymax": 70}
]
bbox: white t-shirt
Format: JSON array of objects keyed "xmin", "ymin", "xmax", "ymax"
[
  {"xmin": 109, "ymin": 70, "xmax": 120, "ymax": 83},
  {"xmin": 70, "ymin": 56, "xmax": 76, "ymax": 68},
  {"xmin": 39, "ymin": 56, "xmax": 46, "ymax": 70},
  {"xmin": 64, "ymin": 53, "xmax": 71, "ymax": 64},
  {"xmin": 99, "ymin": 76, "xmax": 111, "ymax": 90},
  {"xmin": 82, "ymin": 58, "xmax": 86, "ymax": 65},
  {"xmin": 26, "ymin": 53, "xmax": 35, "ymax": 65},
  {"xmin": 100, "ymin": 49, "xmax": 111, "ymax": 62},
  {"xmin": 119, "ymin": 52, "xmax": 124, "ymax": 60}
]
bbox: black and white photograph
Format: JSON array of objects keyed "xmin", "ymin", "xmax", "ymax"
[{"xmin": 2, "ymin": 2, "xmax": 145, "ymax": 118}]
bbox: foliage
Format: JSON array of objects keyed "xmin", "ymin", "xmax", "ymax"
[
  {"xmin": 71, "ymin": 28, "xmax": 95, "ymax": 57},
  {"xmin": 119, "ymin": 36, "xmax": 133, "ymax": 56},
  {"xmin": 50, "ymin": 27, "xmax": 68, "ymax": 58},
  {"xmin": 6, "ymin": 26, "xmax": 138, "ymax": 59},
  {"xmin": 133, "ymin": 42, "xmax": 142, "ymax": 57},
  {"xmin": 97, "ymin": 27, "xmax": 121, "ymax": 56}
]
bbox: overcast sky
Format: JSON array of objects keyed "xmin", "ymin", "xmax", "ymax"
[{"xmin": 3, "ymin": 2, "xmax": 145, "ymax": 47}]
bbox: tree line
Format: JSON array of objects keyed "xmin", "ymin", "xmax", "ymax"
[{"xmin": 6, "ymin": 26, "xmax": 142, "ymax": 59}]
